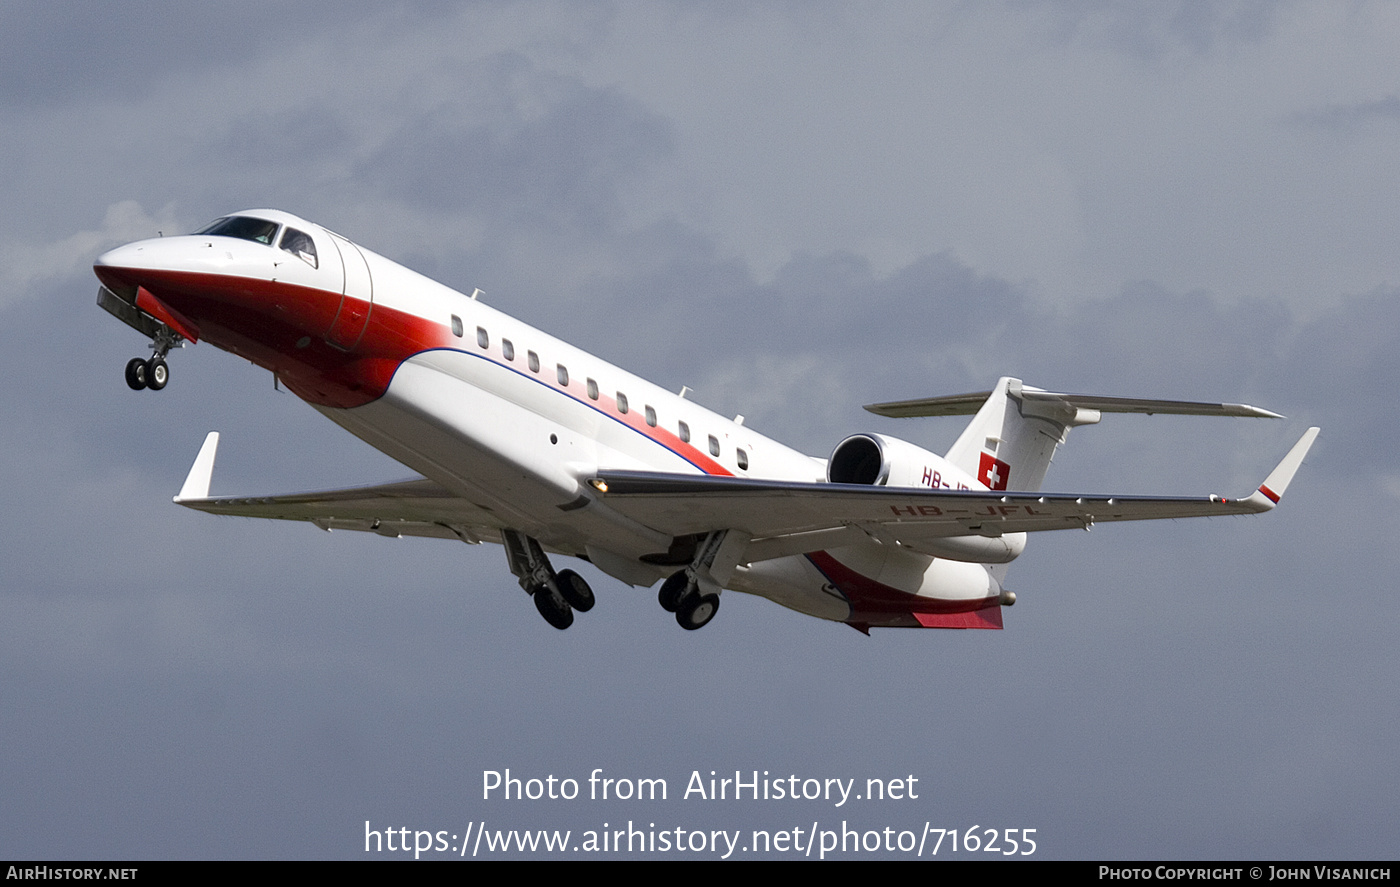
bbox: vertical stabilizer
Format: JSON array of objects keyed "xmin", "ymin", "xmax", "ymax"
[{"xmin": 945, "ymin": 378, "xmax": 1094, "ymax": 492}]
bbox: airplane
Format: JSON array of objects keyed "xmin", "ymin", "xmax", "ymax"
[{"xmin": 94, "ymin": 209, "xmax": 1319, "ymax": 633}]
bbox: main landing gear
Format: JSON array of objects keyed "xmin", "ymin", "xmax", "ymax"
[
  {"xmin": 124, "ymin": 328, "xmax": 183, "ymax": 392},
  {"xmin": 658, "ymin": 570, "xmax": 721, "ymax": 630},
  {"xmin": 656, "ymin": 529, "xmax": 731, "ymax": 631},
  {"xmin": 502, "ymin": 530, "xmax": 594, "ymax": 631}
]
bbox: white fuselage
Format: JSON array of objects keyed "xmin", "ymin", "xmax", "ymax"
[{"xmin": 95, "ymin": 210, "xmax": 1006, "ymax": 630}]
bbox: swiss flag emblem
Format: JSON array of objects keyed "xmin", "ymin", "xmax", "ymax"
[{"xmin": 979, "ymin": 452, "xmax": 1010, "ymax": 491}]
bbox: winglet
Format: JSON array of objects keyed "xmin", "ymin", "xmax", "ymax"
[
  {"xmin": 174, "ymin": 432, "xmax": 220, "ymax": 503},
  {"xmin": 1241, "ymin": 427, "xmax": 1319, "ymax": 511}
]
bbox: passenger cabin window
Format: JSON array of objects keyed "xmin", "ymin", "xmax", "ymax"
[
  {"xmin": 195, "ymin": 216, "xmax": 280, "ymax": 245},
  {"xmin": 528, "ymin": 351, "xmax": 540, "ymax": 373},
  {"xmin": 278, "ymin": 227, "xmax": 318, "ymax": 268},
  {"xmin": 557, "ymin": 364, "xmax": 569, "ymax": 387},
  {"xmin": 709, "ymin": 435, "xmax": 720, "ymax": 457},
  {"xmin": 617, "ymin": 393, "xmax": 629, "ymax": 414},
  {"xmin": 737, "ymin": 448, "xmax": 749, "ymax": 470},
  {"xmin": 678, "ymin": 421, "xmax": 690, "ymax": 443},
  {"xmin": 586, "ymin": 378, "xmax": 599, "ymax": 400},
  {"xmin": 477, "ymin": 327, "xmax": 489, "ymax": 349},
  {"xmin": 450, "ymin": 315, "xmax": 463, "ymax": 337},
  {"xmin": 502, "ymin": 339, "xmax": 515, "ymax": 361},
  {"xmin": 645, "ymin": 406, "xmax": 657, "ymax": 427}
]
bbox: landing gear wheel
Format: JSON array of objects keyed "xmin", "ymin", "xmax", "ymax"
[
  {"xmin": 146, "ymin": 358, "xmax": 168, "ymax": 391},
  {"xmin": 533, "ymin": 584, "xmax": 574, "ymax": 630},
  {"xmin": 658, "ymin": 570, "xmax": 691, "ymax": 613},
  {"xmin": 676, "ymin": 592, "xmax": 720, "ymax": 631},
  {"xmin": 125, "ymin": 357, "xmax": 148, "ymax": 390},
  {"xmin": 555, "ymin": 569, "xmax": 595, "ymax": 612}
]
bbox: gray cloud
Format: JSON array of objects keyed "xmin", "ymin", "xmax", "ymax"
[{"xmin": 1292, "ymin": 95, "xmax": 1400, "ymax": 131}]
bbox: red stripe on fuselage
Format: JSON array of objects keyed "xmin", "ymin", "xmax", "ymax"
[{"xmin": 454, "ymin": 341, "xmax": 736, "ymax": 477}]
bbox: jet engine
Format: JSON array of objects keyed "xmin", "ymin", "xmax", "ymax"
[
  {"xmin": 828, "ymin": 433, "xmax": 976, "ymax": 489},
  {"xmin": 827, "ymin": 433, "xmax": 1026, "ymax": 564}
]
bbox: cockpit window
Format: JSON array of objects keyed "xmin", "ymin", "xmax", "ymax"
[
  {"xmin": 278, "ymin": 227, "xmax": 318, "ymax": 268},
  {"xmin": 195, "ymin": 216, "xmax": 281, "ymax": 245}
]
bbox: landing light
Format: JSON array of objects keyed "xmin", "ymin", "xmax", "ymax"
[{"xmin": 589, "ymin": 478, "xmax": 609, "ymax": 493}]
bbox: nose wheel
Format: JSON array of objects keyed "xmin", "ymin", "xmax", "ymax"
[
  {"xmin": 125, "ymin": 356, "xmax": 168, "ymax": 391},
  {"xmin": 123, "ymin": 328, "xmax": 182, "ymax": 391}
]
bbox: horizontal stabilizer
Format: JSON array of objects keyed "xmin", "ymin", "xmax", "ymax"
[{"xmin": 866, "ymin": 385, "xmax": 1284, "ymax": 419}]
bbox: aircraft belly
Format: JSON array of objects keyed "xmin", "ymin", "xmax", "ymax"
[
  {"xmin": 729, "ymin": 558, "xmax": 853, "ymax": 623},
  {"xmin": 731, "ymin": 545, "xmax": 1003, "ymax": 628},
  {"xmin": 804, "ymin": 546, "xmax": 1004, "ymax": 628}
]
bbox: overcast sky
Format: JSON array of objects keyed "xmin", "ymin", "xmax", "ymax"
[{"xmin": 1, "ymin": 1, "xmax": 1394, "ymax": 860}]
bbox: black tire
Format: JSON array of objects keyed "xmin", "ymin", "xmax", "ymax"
[
  {"xmin": 146, "ymin": 358, "xmax": 168, "ymax": 391},
  {"xmin": 555, "ymin": 569, "xmax": 595, "ymax": 613},
  {"xmin": 125, "ymin": 357, "xmax": 147, "ymax": 390},
  {"xmin": 676, "ymin": 592, "xmax": 720, "ymax": 631},
  {"xmin": 658, "ymin": 570, "xmax": 691, "ymax": 613},
  {"xmin": 533, "ymin": 584, "xmax": 574, "ymax": 630}
]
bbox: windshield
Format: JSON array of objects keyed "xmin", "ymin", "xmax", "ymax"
[{"xmin": 194, "ymin": 216, "xmax": 280, "ymax": 245}]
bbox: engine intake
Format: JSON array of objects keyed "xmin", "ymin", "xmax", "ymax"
[
  {"xmin": 828, "ymin": 435, "xmax": 888, "ymax": 485},
  {"xmin": 828, "ymin": 433, "xmax": 977, "ymax": 489}
]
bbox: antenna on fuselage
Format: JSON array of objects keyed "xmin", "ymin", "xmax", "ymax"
[
  {"xmin": 678, "ymin": 386, "xmax": 691, "ymax": 399},
  {"xmin": 470, "ymin": 288, "xmax": 483, "ymax": 301}
]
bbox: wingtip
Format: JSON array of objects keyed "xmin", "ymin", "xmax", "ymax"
[
  {"xmin": 1227, "ymin": 403, "xmax": 1286, "ymax": 419},
  {"xmin": 1242, "ymin": 427, "xmax": 1319, "ymax": 510},
  {"xmin": 174, "ymin": 431, "xmax": 220, "ymax": 503}
]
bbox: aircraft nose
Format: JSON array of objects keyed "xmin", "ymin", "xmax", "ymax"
[
  {"xmin": 93, "ymin": 240, "xmax": 156, "ymax": 297},
  {"xmin": 94, "ymin": 241, "xmax": 142, "ymax": 269},
  {"xmin": 94, "ymin": 235, "xmax": 209, "ymax": 295}
]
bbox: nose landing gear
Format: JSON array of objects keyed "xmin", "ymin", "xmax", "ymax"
[
  {"xmin": 124, "ymin": 356, "xmax": 169, "ymax": 391},
  {"xmin": 123, "ymin": 328, "xmax": 183, "ymax": 392}
]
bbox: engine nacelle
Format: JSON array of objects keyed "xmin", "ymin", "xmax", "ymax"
[
  {"xmin": 828, "ymin": 433, "xmax": 977, "ymax": 489},
  {"xmin": 827, "ymin": 433, "xmax": 1026, "ymax": 564}
]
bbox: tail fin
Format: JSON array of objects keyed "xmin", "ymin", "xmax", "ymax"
[
  {"xmin": 943, "ymin": 378, "xmax": 1089, "ymax": 492},
  {"xmin": 865, "ymin": 378, "xmax": 1283, "ymax": 493}
]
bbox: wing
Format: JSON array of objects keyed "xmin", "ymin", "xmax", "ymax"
[
  {"xmin": 592, "ymin": 428, "xmax": 1319, "ymax": 562},
  {"xmin": 171, "ymin": 432, "xmax": 501, "ymax": 543}
]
